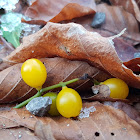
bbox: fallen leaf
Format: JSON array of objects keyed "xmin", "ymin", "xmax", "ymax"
[
  {"xmin": 22, "ymin": 0, "xmax": 96, "ymax": 25},
  {"xmin": 4, "ymin": 22, "xmax": 140, "ymax": 88},
  {"xmin": 0, "ymin": 36, "xmax": 14, "ymax": 71},
  {"xmin": 0, "ymin": 57, "xmax": 110, "ymax": 103},
  {"xmin": 123, "ymin": 58, "xmax": 140, "ymax": 73},
  {"xmin": 67, "ymin": 14, "xmax": 140, "ymax": 73},
  {"xmin": 104, "ymin": 101, "xmax": 140, "ymax": 125},
  {"xmin": 71, "ymin": 3, "xmax": 140, "ymax": 45},
  {"xmin": 112, "ymin": 38, "xmax": 138, "ymax": 62},
  {"xmin": 0, "ymin": 36, "xmax": 14, "ymax": 58},
  {"xmin": 1, "ymin": 102, "xmax": 140, "ymax": 140},
  {"xmin": 110, "ymin": 0, "xmax": 140, "ymax": 22},
  {"xmin": 0, "ymin": 127, "xmax": 39, "ymax": 140},
  {"xmin": 96, "ymin": 3, "xmax": 140, "ymax": 45}
]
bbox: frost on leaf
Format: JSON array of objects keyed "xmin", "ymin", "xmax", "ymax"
[{"xmin": 78, "ymin": 106, "xmax": 96, "ymax": 119}]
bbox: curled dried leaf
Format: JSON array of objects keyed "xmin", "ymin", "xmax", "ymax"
[
  {"xmin": 23, "ymin": 0, "xmax": 96, "ymax": 25},
  {"xmin": 4, "ymin": 22, "xmax": 140, "ymax": 88}
]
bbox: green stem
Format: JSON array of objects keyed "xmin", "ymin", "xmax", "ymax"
[
  {"xmin": 13, "ymin": 90, "xmax": 42, "ymax": 108},
  {"xmin": 14, "ymin": 78, "xmax": 79, "ymax": 108},
  {"xmin": 41, "ymin": 78, "xmax": 79, "ymax": 93},
  {"xmin": 93, "ymin": 79, "xmax": 100, "ymax": 85}
]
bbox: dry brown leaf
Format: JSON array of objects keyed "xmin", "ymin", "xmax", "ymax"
[
  {"xmin": 0, "ymin": 37, "xmax": 14, "ymax": 71},
  {"xmin": 4, "ymin": 22, "xmax": 140, "ymax": 88},
  {"xmin": 110, "ymin": 0, "xmax": 140, "ymax": 22},
  {"xmin": 71, "ymin": 3, "xmax": 140, "ymax": 45},
  {"xmin": 66, "ymin": 13, "xmax": 140, "ymax": 73},
  {"xmin": 96, "ymin": 3, "xmax": 140, "ymax": 45},
  {"xmin": 0, "ymin": 57, "xmax": 110, "ymax": 103},
  {"xmin": 0, "ymin": 102, "xmax": 140, "ymax": 140},
  {"xmin": 104, "ymin": 101, "xmax": 140, "ymax": 125},
  {"xmin": 0, "ymin": 37, "xmax": 14, "ymax": 58},
  {"xmin": 0, "ymin": 127, "xmax": 39, "ymax": 140},
  {"xmin": 124, "ymin": 58, "xmax": 140, "ymax": 73},
  {"xmin": 22, "ymin": 0, "xmax": 96, "ymax": 25}
]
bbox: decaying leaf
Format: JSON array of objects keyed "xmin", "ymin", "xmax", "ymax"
[
  {"xmin": 91, "ymin": 84, "xmax": 110, "ymax": 97},
  {"xmin": 123, "ymin": 58, "xmax": 140, "ymax": 73},
  {"xmin": 4, "ymin": 22, "xmax": 140, "ymax": 88},
  {"xmin": 96, "ymin": 3, "xmax": 140, "ymax": 45},
  {"xmin": 0, "ymin": 36, "xmax": 14, "ymax": 58},
  {"xmin": 112, "ymin": 38, "xmax": 138, "ymax": 62},
  {"xmin": 0, "ymin": 127, "xmax": 39, "ymax": 140},
  {"xmin": 104, "ymin": 101, "xmax": 140, "ymax": 125},
  {"xmin": 0, "ymin": 36, "xmax": 14, "ymax": 71},
  {"xmin": 0, "ymin": 57, "xmax": 110, "ymax": 103},
  {"xmin": 0, "ymin": 102, "xmax": 140, "ymax": 140},
  {"xmin": 83, "ymin": 84, "xmax": 129, "ymax": 103},
  {"xmin": 110, "ymin": 0, "xmax": 140, "ymax": 22},
  {"xmin": 22, "ymin": 0, "xmax": 96, "ymax": 25},
  {"xmin": 71, "ymin": 3, "xmax": 140, "ymax": 45}
]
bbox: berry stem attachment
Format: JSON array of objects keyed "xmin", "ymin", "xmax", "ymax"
[
  {"xmin": 14, "ymin": 78, "xmax": 79, "ymax": 108},
  {"xmin": 85, "ymin": 74, "xmax": 100, "ymax": 85}
]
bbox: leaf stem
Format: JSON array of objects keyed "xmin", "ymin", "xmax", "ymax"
[{"xmin": 14, "ymin": 78, "xmax": 79, "ymax": 108}]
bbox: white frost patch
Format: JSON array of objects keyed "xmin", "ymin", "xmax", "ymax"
[
  {"xmin": 78, "ymin": 106, "xmax": 96, "ymax": 119},
  {"xmin": 67, "ymin": 24, "xmax": 86, "ymax": 37},
  {"xmin": 0, "ymin": 0, "xmax": 19, "ymax": 11}
]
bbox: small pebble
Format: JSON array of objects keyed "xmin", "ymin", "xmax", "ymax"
[
  {"xmin": 91, "ymin": 12, "xmax": 106, "ymax": 28},
  {"xmin": 26, "ymin": 97, "xmax": 52, "ymax": 117},
  {"xmin": 67, "ymin": 124, "xmax": 70, "ymax": 127}
]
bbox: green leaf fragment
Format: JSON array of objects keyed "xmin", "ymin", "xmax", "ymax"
[{"xmin": 0, "ymin": 12, "xmax": 22, "ymax": 48}]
